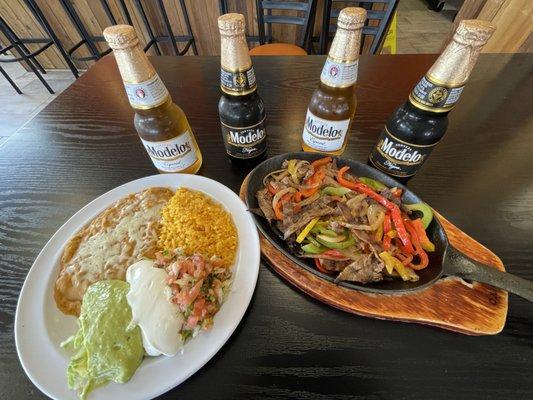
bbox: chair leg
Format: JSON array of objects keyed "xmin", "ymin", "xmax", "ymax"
[
  {"xmin": 0, "ymin": 65, "xmax": 22, "ymax": 94},
  {"xmin": 180, "ymin": 0, "xmax": 197, "ymax": 55},
  {"xmin": 25, "ymin": 0, "xmax": 79, "ymax": 78},
  {"xmin": 0, "ymin": 12, "xmax": 46, "ymax": 74},
  {"xmin": 14, "ymin": 41, "xmax": 54, "ymax": 94},
  {"xmin": 320, "ymin": 0, "xmax": 332, "ymax": 55},
  {"xmin": 118, "ymin": 0, "xmax": 134, "ymax": 25},
  {"xmin": 59, "ymin": 0, "xmax": 100, "ymax": 60},
  {"xmin": 135, "ymin": 0, "xmax": 162, "ymax": 55},
  {"xmin": 158, "ymin": 0, "xmax": 179, "ymax": 56}
]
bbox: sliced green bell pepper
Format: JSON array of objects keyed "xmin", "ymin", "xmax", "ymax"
[
  {"xmin": 321, "ymin": 186, "xmax": 352, "ymax": 196},
  {"xmin": 405, "ymin": 202, "xmax": 433, "ymax": 229},
  {"xmin": 358, "ymin": 177, "xmax": 387, "ymax": 191},
  {"xmin": 316, "ymin": 234, "xmax": 356, "ymax": 249},
  {"xmin": 301, "ymin": 243, "xmax": 325, "ymax": 254}
]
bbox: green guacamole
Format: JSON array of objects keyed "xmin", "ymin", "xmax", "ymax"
[{"xmin": 62, "ymin": 280, "xmax": 143, "ymax": 399}]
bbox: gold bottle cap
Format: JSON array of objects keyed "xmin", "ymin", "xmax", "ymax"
[
  {"xmin": 218, "ymin": 13, "xmax": 245, "ymax": 36},
  {"xmin": 454, "ymin": 19, "xmax": 495, "ymax": 47},
  {"xmin": 337, "ymin": 7, "xmax": 367, "ymax": 31},
  {"xmin": 103, "ymin": 24, "xmax": 139, "ymax": 50}
]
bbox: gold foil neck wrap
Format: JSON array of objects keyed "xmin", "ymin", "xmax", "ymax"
[
  {"xmin": 103, "ymin": 24, "xmax": 139, "ymax": 49},
  {"xmin": 218, "ymin": 13, "xmax": 252, "ymax": 72},
  {"xmin": 328, "ymin": 7, "xmax": 366, "ymax": 62},
  {"xmin": 104, "ymin": 24, "xmax": 157, "ymax": 84},
  {"xmin": 427, "ymin": 19, "xmax": 495, "ymax": 86}
]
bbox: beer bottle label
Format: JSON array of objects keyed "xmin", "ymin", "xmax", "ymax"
[
  {"xmin": 320, "ymin": 57, "xmax": 358, "ymax": 88},
  {"xmin": 220, "ymin": 66, "xmax": 257, "ymax": 95},
  {"xmin": 221, "ymin": 117, "xmax": 267, "ymax": 159},
  {"xmin": 409, "ymin": 75, "xmax": 465, "ymax": 112},
  {"xmin": 123, "ymin": 73, "xmax": 169, "ymax": 109},
  {"xmin": 368, "ymin": 126, "xmax": 438, "ymax": 178},
  {"xmin": 302, "ymin": 110, "xmax": 350, "ymax": 152},
  {"xmin": 140, "ymin": 132, "xmax": 198, "ymax": 172}
]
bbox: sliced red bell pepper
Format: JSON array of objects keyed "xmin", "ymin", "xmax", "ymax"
[
  {"xmin": 274, "ymin": 193, "xmax": 292, "ymax": 220},
  {"xmin": 323, "ymin": 249, "xmax": 346, "ymax": 259},
  {"xmin": 396, "ymin": 252, "xmax": 414, "ymax": 266},
  {"xmin": 337, "ymin": 166, "xmax": 414, "ymax": 252},
  {"xmin": 405, "ymin": 221, "xmax": 429, "ymax": 270},
  {"xmin": 311, "ymin": 156, "xmax": 332, "ymax": 170},
  {"xmin": 268, "ymin": 182, "xmax": 277, "ymax": 195},
  {"xmin": 300, "ymin": 168, "xmax": 326, "ymax": 197},
  {"xmin": 410, "ymin": 218, "xmax": 435, "ymax": 252},
  {"xmin": 314, "ymin": 258, "xmax": 331, "ymax": 274}
]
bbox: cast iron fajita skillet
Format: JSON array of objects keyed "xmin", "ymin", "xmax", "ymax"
[{"xmin": 244, "ymin": 152, "xmax": 533, "ymax": 301}]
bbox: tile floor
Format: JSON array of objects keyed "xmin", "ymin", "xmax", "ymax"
[
  {"xmin": 0, "ymin": 0, "xmax": 455, "ymax": 149},
  {"xmin": 0, "ymin": 58, "xmax": 78, "ymax": 147}
]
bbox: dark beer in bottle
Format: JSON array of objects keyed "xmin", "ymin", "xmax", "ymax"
[
  {"xmin": 218, "ymin": 13, "xmax": 267, "ymax": 164},
  {"xmin": 368, "ymin": 20, "xmax": 495, "ymax": 182}
]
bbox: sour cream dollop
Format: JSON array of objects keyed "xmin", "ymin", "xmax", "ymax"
[{"xmin": 126, "ymin": 260, "xmax": 183, "ymax": 356}]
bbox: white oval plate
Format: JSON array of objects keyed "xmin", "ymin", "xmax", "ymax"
[{"xmin": 15, "ymin": 174, "xmax": 260, "ymax": 400}]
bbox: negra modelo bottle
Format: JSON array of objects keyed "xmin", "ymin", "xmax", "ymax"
[
  {"xmin": 218, "ymin": 13, "xmax": 267, "ymax": 163},
  {"xmin": 368, "ymin": 20, "xmax": 495, "ymax": 183}
]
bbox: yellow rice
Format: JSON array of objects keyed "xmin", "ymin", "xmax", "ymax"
[{"xmin": 158, "ymin": 188, "xmax": 237, "ymax": 267}]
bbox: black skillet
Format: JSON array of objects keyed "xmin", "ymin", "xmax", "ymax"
[{"xmin": 244, "ymin": 152, "xmax": 533, "ymax": 301}]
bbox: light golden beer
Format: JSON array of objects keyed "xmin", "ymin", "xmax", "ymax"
[
  {"xmin": 103, "ymin": 25, "xmax": 202, "ymax": 174},
  {"xmin": 301, "ymin": 7, "xmax": 366, "ymax": 155}
]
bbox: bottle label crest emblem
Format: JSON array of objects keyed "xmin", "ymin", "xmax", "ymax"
[
  {"xmin": 320, "ymin": 57, "xmax": 358, "ymax": 88},
  {"xmin": 220, "ymin": 66, "xmax": 257, "ymax": 95},
  {"xmin": 123, "ymin": 73, "xmax": 169, "ymax": 108},
  {"xmin": 140, "ymin": 132, "xmax": 198, "ymax": 172},
  {"xmin": 368, "ymin": 127, "xmax": 438, "ymax": 178},
  {"xmin": 409, "ymin": 75, "xmax": 465, "ymax": 112},
  {"xmin": 220, "ymin": 117, "xmax": 267, "ymax": 159},
  {"xmin": 302, "ymin": 110, "xmax": 350, "ymax": 152}
]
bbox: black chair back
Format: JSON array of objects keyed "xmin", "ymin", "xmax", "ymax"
[
  {"xmin": 320, "ymin": 0, "xmax": 398, "ymax": 55},
  {"xmin": 132, "ymin": 0, "xmax": 197, "ymax": 56},
  {"xmin": 256, "ymin": 0, "xmax": 318, "ymax": 50}
]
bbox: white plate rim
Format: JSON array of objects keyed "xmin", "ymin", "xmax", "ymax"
[{"xmin": 14, "ymin": 174, "xmax": 260, "ymax": 400}]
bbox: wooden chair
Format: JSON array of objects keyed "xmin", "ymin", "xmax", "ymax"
[
  {"xmin": 0, "ymin": 12, "xmax": 62, "ymax": 94},
  {"xmin": 58, "ymin": 0, "xmax": 133, "ymax": 62},
  {"xmin": 132, "ymin": 0, "xmax": 197, "ymax": 56},
  {"xmin": 249, "ymin": 0, "xmax": 318, "ymax": 56},
  {"xmin": 0, "ymin": 0, "xmax": 80, "ymax": 92},
  {"xmin": 319, "ymin": 0, "xmax": 398, "ymax": 55}
]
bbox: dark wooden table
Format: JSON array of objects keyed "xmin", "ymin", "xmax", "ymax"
[{"xmin": 1, "ymin": 54, "xmax": 532, "ymax": 400}]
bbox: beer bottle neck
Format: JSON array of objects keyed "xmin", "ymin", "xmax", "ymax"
[
  {"xmin": 408, "ymin": 27, "xmax": 490, "ymax": 113},
  {"xmin": 220, "ymin": 32, "xmax": 257, "ymax": 96},
  {"xmin": 113, "ymin": 43, "xmax": 171, "ymax": 110},
  {"xmin": 319, "ymin": 23, "xmax": 362, "ymax": 89}
]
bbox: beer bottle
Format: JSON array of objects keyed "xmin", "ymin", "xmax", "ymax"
[
  {"xmin": 103, "ymin": 25, "xmax": 202, "ymax": 174},
  {"xmin": 301, "ymin": 7, "xmax": 366, "ymax": 155},
  {"xmin": 368, "ymin": 20, "xmax": 495, "ymax": 183},
  {"xmin": 218, "ymin": 13, "xmax": 267, "ymax": 163}
]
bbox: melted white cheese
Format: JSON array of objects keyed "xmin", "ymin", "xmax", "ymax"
[
  {"xmin": 71, "ymin": 203, "xmax": 164, "ymax": 282},
  {"xmin": 126, "ymin": 260, "xmax": 183, "ymax": 356}
]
